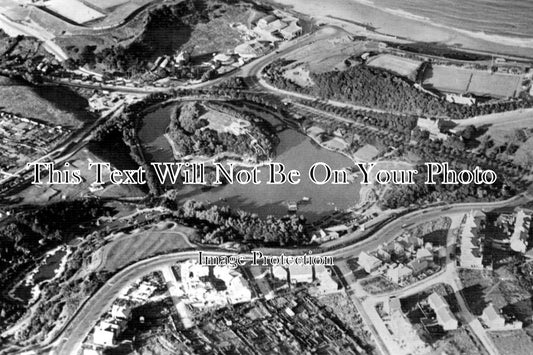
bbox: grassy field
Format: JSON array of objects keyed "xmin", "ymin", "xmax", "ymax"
[
  {"xmin": 424, "ymin": 65, "xmax": 523, "ymax": 98},
  {"xmin": 406, "ymin": 217, "xmax": 451, "ymax": 246},
  {"xmin": 489, "ymin": 330, "xmax": 533, "ymax": 355},
  {"xmin": 353, "ymin": 144, "xmax": 379, "ymax": 161},
  {"xmin": 0, "ymin": 77, "xmax": 90, "ymax": 128},
  {"xmin": 183, "ymin": 2, "xmax": 253, "ymax": 58},
  {"xmin": 95, "ymin": 222, "xmax": 196, "ymax": 272},
  {"xmin": 366, "ymin": 54, "xmax": 421, "ymax": 79}
]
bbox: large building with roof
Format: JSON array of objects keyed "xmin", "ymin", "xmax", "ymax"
[
  {"xmin": 358, "ymin": 251, "xmax": 382, "ymax": 273},
  {"xmin": 427, "ymin": 292, "xmax": 458, "ymax": 331}
]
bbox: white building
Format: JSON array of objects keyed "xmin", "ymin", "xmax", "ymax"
[
  {"xmin": 510, "ymin": 209, "xmax": 531, "ymax": 254},
  {"xmin": 358, "ymin": 251, "xmax": 382, "ymax": 273},
  {"xmin": 481, "ymin": 304, "xmax": 505, "ymax": 329},
  {"xmin": 386, "ymin": 264, "xmax": 413, "ymax": 284},
  {"xmin": 280, "ymin": 21, "xmax": 302, "ymax": 40},
  {"xmin": 314, "ymin": 265, "xmax": 339, "ymax": 294},
  {"xmin": 427, "ymin": 293, "xmax": 458, "ymax": 331},
  {"xmin": 289, "ymin": 264, "xmax": 314, "ymax": 284},
  {"xmin": 416, "ymin": 248, "xmax": 433, "ymax": 262},
  {"xmin": 111, "ymin": 304, "xmax": 131, "ymax": 320},
  {"xmin": 93, "ymin": 320, "xmax": 121, "ymax": 347},
  {"xmin": 272, "ymin": 265, "xmax": 288, "ymax": 280}
]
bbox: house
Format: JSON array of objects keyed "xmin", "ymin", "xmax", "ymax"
[
  {"xmin": 314, "ymin": 265, "xmax": 339, "ymax": 294},
  {"xmin": 445, "ymin": 93, "xmax": 476, "ymax": 106},
  {"xmin": 481, "ymin": 304, "xmax": 505, "ymax": 329},
  {"xmin": 358, "ymin": 251, "xmax": 382, "ymax": 273},
  {"xmin": 272, "ymin": 265, "xmax": 288, "ymax": 280},
  {"xmin": 280, "ymin": 21, "xmax": 302, "ymax": 40},
  {"xmin": 289, "ymin": 264, "xmax": 314, "ymax": 284},
  {"xmin": 427, "ymin": 293, "xmax": 458, "ymax": 330},
  {"xmin": 416, "ymin": 248, "xmax": 433, "ymax": 262},
  {"xmin": 386, "ymin": 264, "xmax": 413, "ymax": 284},
  {"xmin": 408, "ymin": 236, "xmax": 424, "ymax": 248},
  {"xmin": 257, "ymin": 15, "xmax": 278, "ymax": 28},
  {"xmin": 384, "ymin": 296, "xmax": 402, "ymax": 315},
  {"xmin": 111, "ymin": 304, "xmax": 131, "ymax": 320},
  {"xmin": 510, "ymin": 209, "xmax": 531, "ymax": 254},
  {"xmin": 235, "ymin": 41, "xmax": 270, "ymax": 59},
  {"xmin": 93, "ymin": 320, "xmax": 122, "ymax": 347},
  {"xmin": 408, "ymin": 259, "xmax": 428, "ymax": 275},
  {"xmin": 376, "ymin": 248, "xmax": 391, "ymax": 262}
]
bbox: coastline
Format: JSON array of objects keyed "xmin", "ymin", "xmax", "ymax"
[{"xmin": 269, "ymin": 0, "xmax": 533, "ymax": 59}]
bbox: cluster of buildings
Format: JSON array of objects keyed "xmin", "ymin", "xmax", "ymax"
[
  {"xmin": 358, "ymin": 234, "xmax": 445, "ymax": 285},
  {"xmin": 150, "ymin": 50, "xmax": 191, "ymax": 73},
  {"xmin": 87, "ymin": 279, "xmax": 158, "ymax": 351},
  {"xmin": 174, "ymin": 291, "xmax": 364, "ymax": 354},
  {"xmin": 0, "ymin": 111, "xmax": 68, "ymax": 172},
  {"xmin": 271, "ymin": 263, "xmax": 339, "ymax": 295},
  {"xmin": 180, "ymin": 260, "xmax": 252, "ymax": 307},
  {"xmin": 253, "ymin": 10, "xmax": 302, "ymax": 42}
]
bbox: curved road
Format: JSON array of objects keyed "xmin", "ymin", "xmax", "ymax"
[{"xmin": 16, "ymin": 192, "xmax": 527, "ymax": 355}]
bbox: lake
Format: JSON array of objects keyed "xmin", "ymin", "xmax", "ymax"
[{"xmin": 138, "ymin": 103, "xmax": 361, "ymax": 222}]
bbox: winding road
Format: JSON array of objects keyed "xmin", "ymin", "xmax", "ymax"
[{"xmin": 3, "ymin": 192, "xmax": 525, "ymax": 355}]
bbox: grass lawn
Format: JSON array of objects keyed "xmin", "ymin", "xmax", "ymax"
[
  {"xmin": 0, "ymin": 77, "xmax": 90, "ymax": 128},
  {"xmin": 97, "ymin": 222, "xmax": 196, "ymax": 271}
]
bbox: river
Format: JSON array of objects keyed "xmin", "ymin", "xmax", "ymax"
[{"xmin": 138, "ymin": 103, "xmax": 361, "ymax": 222}]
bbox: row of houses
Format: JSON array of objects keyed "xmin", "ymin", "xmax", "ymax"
[
  {"xmin": 358, "ymin": 234, "xmax": 445, "ymax": 284},
  {"xmin": 458, "ymin": 210, "xmax": 486, "ymax": 268}
]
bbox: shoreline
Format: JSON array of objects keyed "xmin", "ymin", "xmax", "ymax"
[{"xmin": 268, "ymin": 0, "xmax": 533, "ymax": 59}]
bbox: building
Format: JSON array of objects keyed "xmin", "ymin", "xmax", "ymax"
[
  {"xmin": 358, "ymin": 251, "xmax": 382, "ymax": 273},
  {"xmin": 416, "ymin": 248, "xmax": 433, "ymax": 262},
  {"xmin": 481, "ymin": 304, "xmax": 505, "ymax": 329},
  {"xmin": 110, "ymin": 304, "xmax": 131, "ymax": 321},
  {"xmin": 289, "ymin": 264, "xmax": 314, "ymax": 284},
  {"xmin": 408, "ymin": 259, "xmax": 428, "ymax": 275},
  {"xmin": 384, "ymin": 296, "xmax": 402, "ymax": 315},
  {"xmin": 427, "ymin": 293, "xmax": 458, "ymax": 331},
  {"xmin": 93, "ymin": 320, "xmax": 122, "ymax": 347},
  {"xmin": 459, "ymin": 211, "xmax": 485, "ymax": 268},
  {"xmin": 445, "ymin": 93, "xmax": 476, "ymax": 106},
  {"xmin": 257, "ymin": 15, "xmax": 278, "ymax": 28},
  {"xmin": 314, "ymin": 265, "xmax": 339, "ymax": 294},
  {"xmin": 386, "ymin": 264, "xmax": 413, "ymax": 284},
  {"xmin": 280, "ymin": 21, "xmax": 302, "ymax": 40},
  {"xmin": 510, "ymin": 209, "xmax": 531, "ymax": 254},
  {"xmin": 234, "ymin": 41, "xmax": 270, "ymax": 59},
  {"xmin": 180, "ymin": 260, "xmax": 252, "ymax": 307},
  {"xmin": 272, "ymin": 265, "xmax": 288, "ymax": 280}
]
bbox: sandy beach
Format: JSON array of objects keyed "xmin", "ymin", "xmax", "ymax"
[{"xmin": 270, "ymin": 0, "xmax": 533, "ymax": 59}]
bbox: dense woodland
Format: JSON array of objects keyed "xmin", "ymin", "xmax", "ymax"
[
  {"xmin": 161, "ymin": 199, "xmax": 309, "ymax": 246},
  {"xmin": 76, "ymin": 0, "xmax": 208, "ymax": 76},
  {"xmin": 264, "ymin": 59, "xmax": 533, "ymax": 119},
  {"xmin": 167, "ymin": 101, "xmax": 276, "ymax": 160},
  {"xmin": 0, "ymin": 199, "xmax": 110, "ymax": 333}
]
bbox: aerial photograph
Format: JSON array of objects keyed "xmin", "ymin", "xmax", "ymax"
[{"xmin": 0, "ymin": 0, "xmax": 532, "ymax": 354}]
